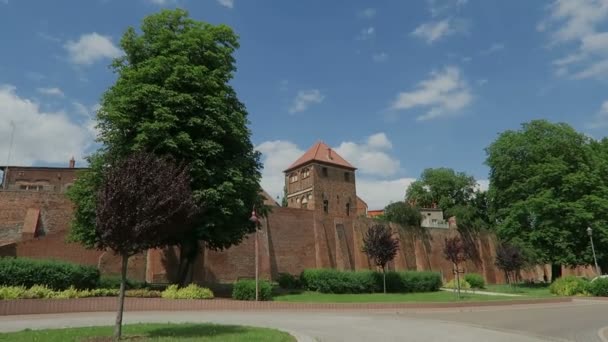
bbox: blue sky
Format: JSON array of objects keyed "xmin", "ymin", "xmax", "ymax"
[{"xmin": 1, "ymin": 0, "xmax": 608, "ymax": 208}]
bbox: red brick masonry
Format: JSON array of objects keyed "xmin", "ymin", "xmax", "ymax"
[{"xmin": 0, "ymin": 297, "xmax": 572, "ymax": 316}]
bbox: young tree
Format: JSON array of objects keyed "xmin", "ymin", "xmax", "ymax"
[
  {"xmin": 443, "ymin": 236, "xmax": 472, "ymax": 298},
  {"xmin": 68, "ymin": 9, "xmax": 263, "ymax": 285},
  {"xmin": 95, "ymin": 152, "xmax": 197, "ymax": 339},
  {"xmin": 362, "ymin": 224, "xmax": 400, "ymax": 294},
  {"xmin": 495, "ymin": 244, "xmax": 527, "ymax": 286},
  {"xmin": 383, "ymin": 201, "xmax": 422, "ymax": 228}
]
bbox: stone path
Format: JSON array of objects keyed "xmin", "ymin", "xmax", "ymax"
[{"xmin": 439, "ymin": 288, "xmax": 523, "ymax": 296}]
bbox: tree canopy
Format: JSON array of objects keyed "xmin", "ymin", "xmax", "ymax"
[
  {"xmin": 68, "ymin": 9, "xmax": 264, "ymax": 284},
  {"xmin": 486, "ymin": 120, "xmax": 608, "ymax": 270},
  {"xmin": 362, "ymin": 224, "xmax": 399, "ymax": 294},
  {"xmin": 405, "ymin": 168, "xmax": 477, "ymax": 215},
  {"xmin": 382, "ymin": 201, "xmax": 422, "ymax": 228}
]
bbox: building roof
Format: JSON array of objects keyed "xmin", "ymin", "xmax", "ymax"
[
  {"xmin": 260, "ymin": 189, "xmax": 280, "ymax": 207},
  {"xmin": 0, "ymin": 166, "xmax": 87, "ymax": 171},
  {"xmin": 284, "ymin": 141, "xmax": 356, "ymax": 172}
]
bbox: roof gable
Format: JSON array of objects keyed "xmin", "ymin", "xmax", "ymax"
[{"xmin": 284, "ymin": 141, "xmax": 355, "ymax": 172}]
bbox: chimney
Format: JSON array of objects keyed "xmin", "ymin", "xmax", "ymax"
[
  {"xmin": 69, "ymin": 156, "xmax": 75, "ymax": 168},
  {"xmin": 327, "ymin": 148, "xmax": 333, "ymax": 160}
]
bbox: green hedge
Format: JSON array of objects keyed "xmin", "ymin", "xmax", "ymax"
[
  {"xmin": 588, "ymin": 278, "xmax": 608, "ymax": 297},
  {"xmin": 299, "ymin": 269, "xmax": 442, "ymax": 294},
  {"xmin": 464, "ymin": 273, "xmax": 485, "ymax": 289},
  {"xmin": 0, "ymin": 257, "xmax": 99, "ymax": 290},
  {"xmin": 161, "ymin": 284, "xmax": 214, "ymax": 299},
  {"xmin": 98, "ymin": 275, "xmax": 146, "ymax": 290},
  {"xmin": 0, "ymin": 285, "xmax": 161, "ymax": 300},
  {"xmin": 549, "ymin": 276, "xmax": 590, "ymax": 296},
  {"xmin": 232, "ymin": 279, "xmax": 272, "ymax": 301},
  {"xmin": 276, "ymin": 273, "xmax": 300, "ymax": 289},
  {"xmin": 443, "ymin": 278, "xmax": 471, "ymax": 290}
]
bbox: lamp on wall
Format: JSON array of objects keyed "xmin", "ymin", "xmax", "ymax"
[{"xmin": 249, "ymin": 208, "xmax": 260, "ymax": 301}]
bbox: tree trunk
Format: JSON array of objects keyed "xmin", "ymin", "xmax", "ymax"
[
  {"xmin": 114, "ymin": 254, "xmax": 129, "ymax": 341},
  {"xmin": 551, "ymin": 264, "xmax": 562, "ymax": 282},
  {"xmin": 455, "ymin": 263, "xmax": 461, "ymax": 299},
  {"xmin": 383, "ymin": 266, "xmax": 386, "ymax": 294},
  {"xmin": 177, "ymin": 239, "xmax": 199, "ymax": 286}
]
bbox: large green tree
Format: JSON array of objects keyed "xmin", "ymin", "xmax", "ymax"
[
  {"xmin": 405, "ymin": 168, "xmax": 477, "ymax": 215},
  {"xmin": 486, "ymin": 120, "xmax": 608, "ymax": 278},
  {"xmin": 69, "ymin": 9, "xmax": 263, "ymax": 284}
]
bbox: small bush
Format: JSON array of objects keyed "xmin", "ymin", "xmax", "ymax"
[
  {"xmin": 24, "ymin": 285, "xmax": 55, "ymax": 299},
  {"xmin": 464, "ymin": 273, "xmax": 485, "ymax": 289},
  {"xmin": 588, "ymin": 278, "xmax": 608, "ymax": 297},
  {"xmin": 443, "ymin": 279, "xmax": 472, "ymax": 290},
  {"xmin": 0, "ymin": 257, "xmax": 99, "ymax": 290},
  {"xmin": 549, "ymin": 276, "xmax": 590, "ymax": 296},
  {"xmin": 0, "ymin": 286, "xmax": 27, "ymax": 300},
  {"xmin": 277, "ymin": 273, "xmax": 300, "ymax": 289},
  {"xmin": 98, "ymin": 275, "xmax": 146, "ymax": 290},
  {"xmin": 88, "ymin": 288, "xmax": 120, "ymax": 297},
  {"xmin": 125, "ymin": 289, "xmax": 162, "ymax": 298},
  {"xmin": 232, "ymin": 279, "xmax": 273, "ymax": 301},
  {"xmin": 161, "ymin": 284, "xmax": 214, "ymax": 300}
]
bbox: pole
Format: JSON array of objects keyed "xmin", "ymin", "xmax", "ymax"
[
  {"xmin": 590, "ymin": 234, "xmax": 601, "ymax": 276},
  {"xmin": 255, "ymin": 226, "xmax": 259, "ymax": 301},
  {"xmin": 3, "ymin": 121, "xmax": 15, "ymax": 190}
]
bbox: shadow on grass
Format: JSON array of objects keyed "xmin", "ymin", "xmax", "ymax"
[{"xmin": 146, "ymin": 324, "xmax": 248, "ymax": 338}]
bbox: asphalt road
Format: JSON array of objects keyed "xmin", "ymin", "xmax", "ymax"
[{"xmin": 0, "ymin": 300, "xmax": 606, "ymax": 342}]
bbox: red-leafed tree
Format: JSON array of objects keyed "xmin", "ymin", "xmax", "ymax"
[
  {"xmin": 95, "ymin": 152, "xmax": 197, "ymax": 340},
  {"xmin": 443, "ymin": 236, "xmax": 473, "ymax": 298},
  {"xmin": 362, "ymin": 224, "xmax": 400, "ymax": 294}
]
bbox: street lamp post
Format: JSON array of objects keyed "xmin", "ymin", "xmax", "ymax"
[
  {"xmin": 249, "ymin": 208, "xmax": 260, "ymax": 301},
  {"xmin": 587, "ymin": 227, "xmax": 601, "ymax": 276}
]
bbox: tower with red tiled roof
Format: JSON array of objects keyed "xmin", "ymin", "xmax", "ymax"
[{"xmin": 283, "ymin": 141, "xmax": 357, "ymax": 217}]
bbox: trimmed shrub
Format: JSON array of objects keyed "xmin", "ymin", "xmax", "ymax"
[
  {"xmin": 550, "ymin": 276, "xmax": 590, "ymax": 296},
  {"xmin": 98, "ymin": 275, "xmax": 146, "ymax": 290},
  {"xmin": 464, "ymin": 273, "xmax": 485, "ymax": 289},
  {"xmin": 89, "ymin": 288, "xmax": 120, "ymax": 297},
  {"xmin": 161, "ymin": 284, "xmax": 214, "ymax": 300},
  {"xmin": 125, "ymin": 289, "xmax": 162, "ymax": 298},
  {"xmin": 0, "ymin": 286, "xmax": 27, "ymax": 300},
  {"xmin": 23, "ymin": 285, "xmax": 55, "ymax": 299},
  {"xmin": 443, "ymin": 279, "xmax": 472, "ymax": 290},
  {"xmin": 300, "ymin": 269, "xmax": 441, "ymax": 294},
  {"xmin": 277, "ymin": 273, "xmax": 300, "ymax": 289},
  {"xmin": 588, "ymin": 278, "xmax": 608, "ymax": 297},
  {"xmin": 0, "ymin": 257, "xmax": 99, "ymax": 290},
  {"xmin": 232, "ymin": 279, "xmax": 273, "ymax": 301}
]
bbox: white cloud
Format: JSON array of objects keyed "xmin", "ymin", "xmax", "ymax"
[
  {"xmin": 256, "ymin": 134, "xmax": 409, "ymax": 209},
  {"xmin": 37, "ymin": 87, "xmax": 64, "ymax": 97},
  {"xmin": 255, "ymin": 140, "xmax": 304, "ymax": 199},
  {"xmin": 217, "ymin": 0, "xmax": 234, "ymax": 8},
  {"xmin": 391, "ymin": 66, "xmax": 473, "ymax": 121},
  {"xmin": 357, "ymin": 177, "xmax": 416, "ymax": 209},
  {"xmin": 372, "ymin": 52, "xmax": 389, "ymax": 63},
  {"xmin": 411, "ymin": 19, "xmax": 452, "ymax": 44},
  {"xmin": 480, "ymin": 42, "xmax": 505, "ymax": 55},
  {"xmin": 356, "ymin": 27, "xmax": 376, "ymax": 41},
  {"xmin": 428, "ymin": 0, "xmax": 468, "ymax": 17},
  {"xmin": 475, "ymin": 179, "xmax": 489, "ymax": 192},
  {"xmin": 540, "ymin": 0, "xmax": 608, "ymax": 79},
  {"xmin": 334, "ymin": 133, "xmax": 400, "ymax": 177},
  {"xmin": 588, "ymin": 100, "xmax": 608, "ymax": 128},
  {"xmin": 64, "ymin": 33, "xmax": 121, "ymax": 66},
  {"xmin": 147, "ymin": 0, "xmax": 176, "ymax": 4},
  {"xmin": 289, "ymin": 89, "xmax": 324, "ymax": 114},
  {"xmin": 358, "ymin": 8, "xmax": 376, "ymax": 19},
  {"xmin": 0, "ymin": 85, "xmax": 94, "ymax": 167}
]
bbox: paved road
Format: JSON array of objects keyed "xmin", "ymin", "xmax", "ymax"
[{"xmin": 0, "ymin": 300, "xmax": 606, "ymax": 341}]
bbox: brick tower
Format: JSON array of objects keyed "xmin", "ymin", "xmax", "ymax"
[{"xmin": 283, "ymin": 141, "xmax": 357, "ymax": 217}]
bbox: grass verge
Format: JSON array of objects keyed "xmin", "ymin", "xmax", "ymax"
[
  {"xmin": 0, "ymin": 323, "xmax": 295, "ymax": 342},
  {"xmin": 273, "ymin": 290, "xmax": 553, "ymax": 303},
  {"xmin": 484, "ymin": 284, "xmax": 554, "ymax": 297}
]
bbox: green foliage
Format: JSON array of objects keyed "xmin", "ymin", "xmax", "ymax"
[
  {"xmin": 444, "ymin": 279, "xmax": 472, "ymax": 290},
  {"xmin": 124, "ymin": 289, "xmax": 162, "ymax": 298},
  {"xmin": 161, "ymin": 284, "xmax": 214, "ymax": 299},
  {"xmin": 588, "ymin": 278, "xmax": 608, "ymax": 297},
  {"xmin": 299, "ymin": 269, "xmax": 441, "ymax": 294},
  {"xmin": 405, "ymin": 168, "xmax": 477, "ymax": 215},
  {"xmin": 383, "ymin": 202, "xmax": 422, "ymax": 227},
  {"xmin": 232, "ymin": 279, "xmax": 273, "ymax": 301},
  {"xmin": 361, "ymin": 224, "xmax": 399, "ymax": 271},
  {"xmin": 0, "ymin": 285, "xmax": 163, "ymax": 300},
  {"xmin": 464, "ymin": 273, "xmax": 485, "ymax": 289},
  {"xmin": 486, "ymin": 120, "xmax": 608, "ymax": 268},
  {"xmin": 98, "ymin": 275, "xmax": 146, "ymax": 290},
  {"xmin": 0, "ymin": 286, "xmax": 27, "ymax": 300},
  {"xmin": 23, "ymin": 285, "xmax": 55, "ymax": 299},
  {"xmin": 549, "ymin": 276, "xmax": 590, "ymax": 296},
  {"xmin": 0, "ymin": 257, "xmax": 99, "ymax": 290},
  {"xmin": 276, "ymin": 273, "xmax": 300, "ymax": 289}
]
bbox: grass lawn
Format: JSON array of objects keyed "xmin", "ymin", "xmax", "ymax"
[
  {"xmin": 485, "ymin": 284, "xmax": 554, "ymax": 297},
  {"xmin": 273, "ymin": 290, "xmax": 550, "ymax": 303},
  {"xmin": 0, "ymin": 323, "xmax": 295, "ymax": 342}
]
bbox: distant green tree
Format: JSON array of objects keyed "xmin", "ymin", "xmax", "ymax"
[
  {"xmin": 281, "ymin": 186, "xmax": 288, "ymax": 207},
  {"xmin": 382, "ymin": 201, "xmax": 422, "ymax": 227},
  {"xmin": 68, "ymin": 9, "xmax": 263, "ymax": 285}
]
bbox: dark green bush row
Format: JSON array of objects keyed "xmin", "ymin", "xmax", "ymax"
[
  {"xmin": 98, "ymin": 275, "xmax": 147, "ymax": 290},
  {"xmin": 0, "ymin": 257, "xmax": 99, "ymax": 290},
  {"xmin": 277, "ymin": 273, "xmax": 300, "ymax": 289},
  {"xmin": 232, "ymin": 279, "xmax": 272, "ymax": 301},
  {"xmin": 299, "ymin": 269, "xmax": 442, "ymax": 294},
  {"xmin": 589, "ymin": 278, "xmax": 608, "ymax": 297}
]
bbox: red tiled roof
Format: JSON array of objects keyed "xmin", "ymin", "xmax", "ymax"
[{"xmin": 284, "ymin": 141, "xmax": 356, "ymax": 172}]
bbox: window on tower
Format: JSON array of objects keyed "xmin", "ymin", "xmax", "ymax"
[
  {"xmin": 344, "ymin": 172, "xmax": 350, "ymax": 182},
  {"xmin": 323, "ymin": 200, "xmax": 329, "ymax": 213},
  {"xmin": 322, "ymin": 167, "xmax": 328, "ymax": 177}
]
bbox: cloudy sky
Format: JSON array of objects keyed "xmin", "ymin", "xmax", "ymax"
[{"xmin": 1, "ymin": 0, "xmax": 607, "ymax": 209}]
